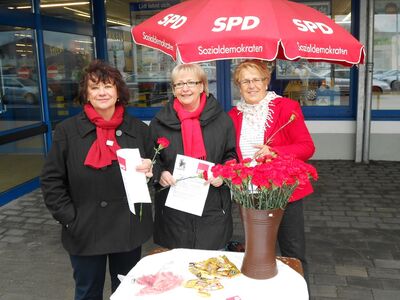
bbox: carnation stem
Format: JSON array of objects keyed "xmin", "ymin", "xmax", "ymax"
[
  {"xmin": 265, "ymin": 113, "xmax": 296, "ymax": 145},
  {"xmin": 151, "ymin": 149, "xmax": 160, "ymax": 165},
  {"xmin": 157, "ymin": 175, "xmax": 202, "ymax": 192}
]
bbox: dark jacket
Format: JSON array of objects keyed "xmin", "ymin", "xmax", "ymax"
[
  {"xmin": 149, "ymin": 94, "xmax": 237, "ymax": 250},
  {"xmin": 40, "ymin": 111, "xmax": 153, "ymax": 255}
]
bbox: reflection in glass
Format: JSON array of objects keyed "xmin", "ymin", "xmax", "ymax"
[
  {"xmin": 0, "ymin": 26, "xmax": 42, "ymax": 131},
  {"xmin": 373, "ymin": 1, "xmax": 400, "ymax": 110},
  {"xmin": 200, "ymin": 62, "xmax": 217, "ymax": 97},
  {"xmin": 106, "ymin": 0, "xmax": 175, "ymax": 108},
  {"xmin": 43, "ymin": 31, "xmax": 94, "ymax": 123},
  {"xmin": 0, "ymin": 1, "xmax": 32, "ymax": 11},
  {"xmin": 230, "ymin": 59, "xmax": 352, "ymax": 107},
  {"xmin": 105, "ymin": 0, "xmax": 218, "ymax": 108},
  {"xmin": 276, "ymin": 60, "xmax": 351, "ymax": 107},
  {"xmin": 36, "ymin": 0, "xmax": 91, "ymax": 23},
  {"xmin": 0, "ymin": 135, "xmax": 45, "ymax": 193}
]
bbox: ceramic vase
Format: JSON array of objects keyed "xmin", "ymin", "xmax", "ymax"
[{"xmin": 240, "ymin": 206, "xmax": 284, "ymax": 280}]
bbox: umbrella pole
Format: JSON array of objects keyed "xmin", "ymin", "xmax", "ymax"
[{"xmin": 176, "ymin": 51, "xmax": 183, "ymax": 65}]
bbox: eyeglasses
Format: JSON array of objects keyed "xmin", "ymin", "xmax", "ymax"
[
  {"xmin": 172, "ymin": 81, "xmax": 202, "ymax": 89},
  {"xmin": 239, "ymin": 78, "xmax": 267, "ymax": 87}
]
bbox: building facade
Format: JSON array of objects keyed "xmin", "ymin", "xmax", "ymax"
[{"xmin": 0, "ymin": 0, "xmax": 399, "ymax": 205}]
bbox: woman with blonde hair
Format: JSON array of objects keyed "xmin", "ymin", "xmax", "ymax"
[{"xmin": 150, "ymin": 63, "xmax": 237, "ymax": 250}]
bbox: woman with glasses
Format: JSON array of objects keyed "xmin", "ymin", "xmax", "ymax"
[
  {"xmin": 149, "ymin": 63, "xmax": 237, "ymax": 250},
  {"xmin": 229, "ymin": 59, "xmax": 315, "ymax": 286}
]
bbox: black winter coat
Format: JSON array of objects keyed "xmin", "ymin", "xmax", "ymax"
[
  {"xmin": 40, "ymin": 111, "xmax": 153, "ymax": 255},
  {"xmin": 149, "ymin": 94, "xmax": 237, "ymax": 250}
]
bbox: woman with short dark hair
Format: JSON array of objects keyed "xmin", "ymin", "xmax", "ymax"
[{"xmin": 41, "ymin": 59, "xmax": 153, "ymax": 300}]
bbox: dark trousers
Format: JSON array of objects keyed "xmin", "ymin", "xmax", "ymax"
[
  {"xmin": 69, "ymin": 247, "xmax": 141, "ymax": 300},
  {"xmin": 278, "ymin": 199, "xmax": 309, "ymax": 288}
]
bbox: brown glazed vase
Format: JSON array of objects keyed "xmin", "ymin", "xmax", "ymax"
[{"xmin": 240, "ymin": 206, "xmax": 284, "ymax": 280}]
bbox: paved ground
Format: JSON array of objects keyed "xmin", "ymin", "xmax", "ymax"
[{"xmin": 0, "ymin": 160, "xmax": 399, "ymax": 300}]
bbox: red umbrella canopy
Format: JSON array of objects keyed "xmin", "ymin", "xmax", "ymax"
[{"xmin": 132, "ymin": 0, "xmax": 365, "ymax": 66}]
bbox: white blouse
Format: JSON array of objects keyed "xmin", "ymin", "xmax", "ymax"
[
  {"xmin": 237, "ymin": 91, "xmax": 281, "ymax": 159},
  {"xmin": 239, "ymin": 117, "xmax": 265, "ymax": 159}
]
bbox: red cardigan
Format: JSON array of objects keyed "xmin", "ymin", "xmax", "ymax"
[{"xmin": 228, "ymin": 97, "xmax": 315, "ymax": 202}]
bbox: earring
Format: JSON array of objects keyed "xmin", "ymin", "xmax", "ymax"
[{"xmin": 117, "ymin": 98, "xmax": 120, "ymax": 102}]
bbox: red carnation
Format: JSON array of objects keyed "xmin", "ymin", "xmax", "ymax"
[
  {"xmin": 157, "ymin": 137, "xmax": 170, "ymax": 149},
  {"xmin": 152, "ymin": 137, "xmax": 170, "ymax": 165},
  {"xmin": 211, "ymin": 154, "xmax": 318, "ymax": 210}
]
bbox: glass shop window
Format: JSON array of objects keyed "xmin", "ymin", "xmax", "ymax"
[
  {"xmin": 38, "ymin": 0, "xmax": 92, "ymax": 23},
  {"xmin": 43, "ymin": 31, "xmax": 94, "ymax": 124},
  {"xmin": 372, "ymin": 1, "xmax": 400, "ymax": 110},
  {"xmin": 0, "ymin": 26, "xmax": 42, "ymax": 131},
  {"xmin": 106, "ymin": 0, "xmax": 217, "ymax": 108},
  {"xmin": 1, "ymin": 1, "xmax": 33, "ymax": 12}
]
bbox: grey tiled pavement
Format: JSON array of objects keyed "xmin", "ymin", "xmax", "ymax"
[{"xmin": 0, "ymin": 160, "xmax": 399, "ymax": 300}]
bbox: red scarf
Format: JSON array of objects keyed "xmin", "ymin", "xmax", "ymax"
[
  {"xmin": 83, "ymin": 103, "xmax": 124, "ymax": 169},
  {"xmin": 173, "ymin": 93, "xmax": 207, "ymax": 160}
]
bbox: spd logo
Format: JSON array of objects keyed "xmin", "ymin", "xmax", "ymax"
[
  {"xmin": 293, "ymin": 19, "xmax": 333, "ymax": 34},
  {"xmin": 212, "ymin": 16, "xmax": 260, "ymax": 32},
  {"xmin": 158, "ymin": 13, "xmax": 187, "ymax": 29}
]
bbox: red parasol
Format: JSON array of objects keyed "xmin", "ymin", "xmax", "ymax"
[{"xmin": 132, "ymin": 0, "xmax": 365, "ymax": 66}]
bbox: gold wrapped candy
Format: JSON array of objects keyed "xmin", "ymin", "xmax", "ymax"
[
  {"xmin": 184, "ymin": 278, "xmax": 223, "ymax": 297},
  {"xmin": 184, "ymin": 255, "xmax": 241, "ymax": 297},
  {"xmin": 188, "ymin": 255, "xmax": 240, "ymax": 279}
]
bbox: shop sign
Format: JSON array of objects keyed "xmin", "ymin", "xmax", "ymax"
[{"xmin": 130, "ymin": 1, "xmax": 179, "ymax": 11}]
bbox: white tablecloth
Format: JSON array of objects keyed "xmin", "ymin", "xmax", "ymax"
[{"xmin": 110, "ymin": 248, "xmax": 308, "ymax": 300}]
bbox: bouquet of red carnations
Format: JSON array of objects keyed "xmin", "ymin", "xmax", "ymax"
[{"xmin": 211, "ymin": 154, "xmax": 318, "ymax": 210}]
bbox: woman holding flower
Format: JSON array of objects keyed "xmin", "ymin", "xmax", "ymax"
[
  {"xmin": 149, "ymin": 63, "xmax": 237, "ymax": 250},
  {"xmin": 41, "ymin": 60, "xmax": 153, "ymax": 300},
  {"xmin": 228, "ymin": 59, "xmax": 315, "ymax": 285}
]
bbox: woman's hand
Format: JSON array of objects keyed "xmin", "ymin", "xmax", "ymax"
[
  {"xmin": 159, "ymin": 171, "xmax": 176, "ymax": 188},
  {"xmin": 253, "ymin": 144, "xmax": 275, "ymax": 159},
  {"xmin": 136, "ymin": 158, "xmax": 153, "ymax": 178},
  {"xmin": 208, "ymin": 176, "xmax": 223, "ymax": 188}
]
